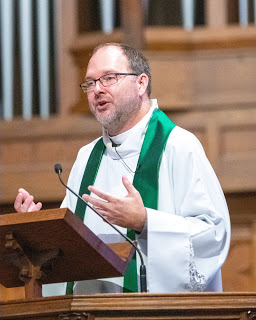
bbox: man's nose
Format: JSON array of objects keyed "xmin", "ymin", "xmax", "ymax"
[{"xmin": 94, "ymin": 79, "xmax": 105, "ymax": 92}]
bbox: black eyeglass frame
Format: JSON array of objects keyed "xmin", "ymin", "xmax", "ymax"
[{"xmin": 80, "ymin": 72, "xmax": 139, "ymax": 93}]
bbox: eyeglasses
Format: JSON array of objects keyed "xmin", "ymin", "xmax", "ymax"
[{"xmin": 80, "ymin": 72, "xmax": 138, "ymax": 93}]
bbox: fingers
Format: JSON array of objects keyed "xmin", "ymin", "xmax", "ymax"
[
  {"xmin": 122, "ymin": 176, "xmax": 139, "ymax": 197},
  {"xmin": 14, "ymin": 189, "xmax": 42, "ymax": 213},
  {"xmin": 21, "ymin": 195, "xmax": 34, "ymax": 212},
  {"xmin": 15, "ymin": 188, "xmax": 31, "ymax": 211},
  {"xmin": 83, "ymin": 179, "xmax": 146, "ymax": 230},
  {"xmin": 36, "ymin": 202, "xmax": 43, "ymax": 210},
  {"xmin": 84, "ymin": 177, "xmax": 137, "ymax": 207},
  {"xmin": 87, "ymin": 176, "xmax": 135, "ymax": 200},
  {"xmin": 82, "ymin": 193, "xmax": 109, "ymax": 210},
  {"xmin": 122, "ymin": 176, "xmax": 138, "ymax": 195},
  {"xmin": 18, "ymin": 188, "xmax": 31, "ymax": 198},
  {"xmin": 87, "ymin": 186, "xmax": 114, "ymax": 202},
  {"xmin": 28, "ymin": 201, "xmax": 42, "ymax": 212},
  {"xmin": 14, "ymin": 193, "xmax": 24, "ymax": 212},
  {"xmin": 14, "ymin": 193, "xmax": 33, "ymax": 213}
]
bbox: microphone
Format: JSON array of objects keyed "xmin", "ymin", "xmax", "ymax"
[
  {"xmin": 111, "ymin": 141, "xmax": 120, "ymax": 148},
  {"xmin": 54, "ymin": 163, "xmax": 147, "ymax": 293}
]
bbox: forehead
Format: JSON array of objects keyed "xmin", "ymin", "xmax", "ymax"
[{"xmin": 86, "ymin": 46, "xmax": 130, "ymax": 78}]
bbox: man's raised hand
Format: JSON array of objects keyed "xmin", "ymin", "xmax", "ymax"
[
  {"xmin": 14, "ymin": 188, "xmax": 42, "ymax": 213},
  {"xmin": 82, "ymin": 176, "xmax": 146, "ymax": 232}
]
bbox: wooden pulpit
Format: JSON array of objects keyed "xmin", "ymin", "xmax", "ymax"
[
  {"xmin": 0, "ymin": 208, "xmax": 135, "ymax": 299},
  {"xmin": 2, "ymin": 209, "xmax": 256, "ymax": 320}
]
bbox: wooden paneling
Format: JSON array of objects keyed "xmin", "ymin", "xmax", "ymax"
[
  {"xmin": 144, "ymin": 25, "xmax": 256, "ymax": 51},
  {"xmin": 0, "ymin": 116, "xmax": 101, "ymax": 204},
  {"xmin": 69, "ymin": 28, "xmax": 256, "ymax": 114},
  {"xmin": 147, "ymin": 48, "xmax": 256, "ymax": 110},
  {"xmin": 170, "ymin": 107, "xmax": 256, "ymax": 193},
  {"xmin": 222, "ymin": 226, "xmax": 252, "ymax": 292}
]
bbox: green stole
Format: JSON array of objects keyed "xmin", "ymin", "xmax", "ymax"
[{"xmin": 66, "ymin": 108, "xmax": 175, "ymax": 294}]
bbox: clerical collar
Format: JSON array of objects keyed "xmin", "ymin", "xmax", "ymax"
[{"xmin": 102, "ymin": 99, "xmax": 158, "ymax": 159}]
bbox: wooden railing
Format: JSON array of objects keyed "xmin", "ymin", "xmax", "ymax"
[{"xmin": 2, "ymin": 293, "xmax": 256, "ymax": 319}]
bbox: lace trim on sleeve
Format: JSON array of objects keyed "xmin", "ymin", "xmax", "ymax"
[{"xmin": 186, "ymin": 238, "xmax": 206, "ymax": 292}]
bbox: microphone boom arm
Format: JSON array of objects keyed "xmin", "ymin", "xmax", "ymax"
[{"xmin": 54, "ymin": 164, "xmax": 147, "ymax": 292}]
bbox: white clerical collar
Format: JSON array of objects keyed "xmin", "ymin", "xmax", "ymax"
[{"xmin": 103, "ymin": 99, "xmax": 158, "ymax": 159}]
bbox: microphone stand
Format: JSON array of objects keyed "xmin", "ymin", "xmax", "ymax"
[{"xmin": 54, "ymin": 164, "xmax": 147, "ymax": 293}]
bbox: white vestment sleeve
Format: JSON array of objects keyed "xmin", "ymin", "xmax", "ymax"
[{"xmin": 144, "ymin": 126, "xmax": 230, "ymax": 293}]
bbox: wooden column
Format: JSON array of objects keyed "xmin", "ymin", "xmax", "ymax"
[
  {"xmin": 55, "ymin": 0, "xmax": 80, "ymax": 117},
  {"xmin": 120, "ymin": 0, "xmax": 145, "ymax": 49},
  {"xmin": 205, "ymin": 0, "xmax": 228, "ymax": 27}
]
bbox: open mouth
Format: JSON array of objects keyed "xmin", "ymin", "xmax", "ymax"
[{"xmin": 97, "ymin": 101, "xmax": 110, "ymax": 109}]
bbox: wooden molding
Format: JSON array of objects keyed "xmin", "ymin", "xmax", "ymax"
[
  {"xmin": 2, "ymin": 293, "xmax": 256, "ymax": 319},
  {"xmin": 69, "ymin": 26, "xmax": 256, "ymax": 53}
]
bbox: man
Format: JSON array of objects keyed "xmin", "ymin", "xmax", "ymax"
[{"xmin": 15, "ymin": 43, "xmax": 230, "ymax": 295}]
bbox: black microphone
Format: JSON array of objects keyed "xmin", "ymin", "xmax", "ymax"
[
  {"xmin": 111, "ymin": 141, "xmax": 120, "ymax": 148},
  {"xmin": 54, "ymin": 163, "xmax": 147, "ymax": 293}
]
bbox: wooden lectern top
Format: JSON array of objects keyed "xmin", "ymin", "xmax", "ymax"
[{"xmin": 0, "ymin": 208, "xmax": 135, "ymax": 288}]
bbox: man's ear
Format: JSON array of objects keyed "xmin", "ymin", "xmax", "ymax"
[{"xmin": 137, "ymin": 73, "xmax": 149, "ymax": 96}]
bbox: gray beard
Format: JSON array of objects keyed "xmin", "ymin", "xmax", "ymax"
[
  {"xmin": 93, "ymin": 106, "xmax": 137, "ymax": 135},
  {"xmin": 91, "ymin": 96, "xmax": 140, "ymax": 134},
  {"xmin": 94, "ymin": 111, "xmax": 122, "ymax": 131}
]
